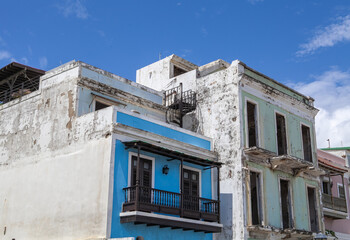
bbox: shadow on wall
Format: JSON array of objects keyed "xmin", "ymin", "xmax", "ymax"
[{"xmin": 217, "ymin": 193, "xmax": 233, "ymax": 240}]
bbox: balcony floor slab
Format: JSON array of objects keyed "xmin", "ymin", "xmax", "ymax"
[{"xmin": 120, "ymin": 211, "xmax": 223, "ymax": 233}]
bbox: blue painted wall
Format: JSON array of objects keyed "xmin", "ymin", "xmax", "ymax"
[
  {"xmin": 110, "ymin": 113, "xmax": 215, "ymax": 239},
  {"xmin": 116, "ymin": 112, "xmax": 211, "ymax": 150}
]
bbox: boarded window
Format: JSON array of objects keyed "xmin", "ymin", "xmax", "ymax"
[
  {"xmin": 247, "ymin": 102, "xmax": 258, "ymax": 147},
  {"xmin": 302, "ymin": 125, "xmax": 312, "ymax": 162},
  {"xmin": 173, "ymin": 65, "xmax": 187, "ymax": 77},
  {"xmin": 280, "ymin": 179, "xmax": 292, "ymax": 229},
  {"xmin": 276, "ymin": 114, "xmax": 287, "ymax": 155},
  {"xmin": 95, "ymin": 101, "xmax": 110, "ymax": 111},
  {"xmin": 250, "ymin": 171, "xmax": 262, "ymax": 225},
  {"xmin": 307, "ymin": 187, "xmax": 318, "ymax": 232},
  {"xmin": 338, "ymin": 185, "xmax": 345, "ymax": 199}
]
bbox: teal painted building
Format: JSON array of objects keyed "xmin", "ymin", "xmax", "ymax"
[{"xmin": 136, "ymin": 55, "xmax": 325, "ymax": 240}]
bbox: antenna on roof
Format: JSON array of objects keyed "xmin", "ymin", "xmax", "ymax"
[
  {"xmin": 159, "ymin": 52, "xmax": 161, "ymax": 60},
  {"xmin": 327, "ymin": 139, "xmax": 330, "ymax": 148}
]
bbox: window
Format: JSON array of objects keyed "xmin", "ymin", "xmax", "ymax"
[
  {"xmin": 338, "ymin": 185, "xmax": 345, "ymax": 199},
  {"xmin": 302, "ymin": 125, "xmax": 312, "ymax": 162},
  {"xmin": 130, "ymin": 155, "xmax": 153, "ymax": 188},
  {"xmin": 322, "ymin": 181, "xmax": 330, "ymax": 195},
  {"xmin": 280, "ymin": 179, "xmax": 292, "ymax": 229},
  {"xmin": 247, "ymin": 102, "xmax": 258, "ymax": 147},
  {"xmin": 95, "ymin": 101, "xmax": 110, "ymax": 111},
  {"xmin": 183, "ymin": 168, "xmax": 200, "ymax": 211},
  {"xmin": 250, "ymin": 171, "xmax": 262, "ymax": 225},
  {"xmin": 276, "ymin": 113, "xmax": 287, "ymax": 155},
  {"xmin": 307, "ymin": 187, "xmax": 318, "ymax": 232}
]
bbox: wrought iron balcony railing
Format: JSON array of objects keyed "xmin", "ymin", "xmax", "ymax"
[{"xmin": 122, "ymin": 185, "xmax": 219, "ymax": 222}]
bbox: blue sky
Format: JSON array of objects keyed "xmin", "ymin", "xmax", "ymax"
[{"xmin": 1, "ymin": 0, "xmax": 350, "ymax": 148}]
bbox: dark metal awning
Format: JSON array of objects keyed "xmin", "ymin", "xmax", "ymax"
[{"xmin": 123, "ymin": 141, "xmax": 221, "ymax": 167}]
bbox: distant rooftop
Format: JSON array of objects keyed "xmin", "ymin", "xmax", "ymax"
[{"xmin": 321, "ymin": 147, "xmax": 350, "ymax": 151}]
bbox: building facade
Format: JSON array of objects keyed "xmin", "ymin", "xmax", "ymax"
[
  {"xmin": 0, "ymin": 61, "xmax": 221, "ymax": 240},
  {"xmin": 137, "ymin": 55, "xmax": 325, "ymax": 240},
  {"xmin": 318, "ymin": 149, "xmax": 350, "ymax": 240}
]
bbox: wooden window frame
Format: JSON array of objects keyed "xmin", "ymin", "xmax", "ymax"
[
  {"xmin": 128, "ymin": 152, "xmax": 155, "ymax": 188},
  {"xmin": 274, "ymin": 111, "xmax": 289, "ymax": 156},
  {"xmin": 300, "ymin": 123, "xmax": 313, "ymax": 162},
  {"xmin": 247, "ymin": 168, "xmax": 265, "ymax": 226},
  {"xmin": 245, "ymin": 98, "xmax": 260, "ymax": 148},
  {"xmin": 278, "ymin": 176, "xmax": 294, "ymax": 229}
]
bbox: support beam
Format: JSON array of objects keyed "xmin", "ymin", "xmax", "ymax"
[
  {"xmin": 217, "ymin": 166, "xmax": 220, "ymax": 223},
  {"xmin": 0, "ymin": 69, "xmax": 26, "ymax": 86},
  {"xmin": 135, "ymin": 145, "xmax": 141, "ymax": 211},
  {"xmin": 180, "ymin": 158, "xmax": 184, "ymax": 217}
]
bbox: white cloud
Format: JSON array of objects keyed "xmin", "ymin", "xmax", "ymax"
[
  {"xmin": 290, "ymin": 68, "xmax": 350, "ymax": 148},
  {"xmin": 0, "ymin": 50, "xmax": 11, "ymax": 60},
  {"xmin": 297, "ymin": 15, "xmax": 350, "ymax": 56},
  {"xmin": 58, "ymin": 0, "xmax": 88, "ymax": 19},
  {"xmin": 39, "ymin": 57, "xmax": 48, "ymax": 69}
]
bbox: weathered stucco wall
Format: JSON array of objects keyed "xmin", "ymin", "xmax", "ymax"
[
  {"xmin": 0, "ymin": 62, "xmax": 114, "ymax": 240},
  {"xmin": 190, "ymin": 62, "xmax": 244, "ymax": 240}
]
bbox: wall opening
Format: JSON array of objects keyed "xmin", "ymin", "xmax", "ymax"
[
  {"xmin": 95, "ymin": 101, "xmax": 110, "ymax": 111},
  {"xmin": 247, "ymin": 102, "xmax": 258, "ymax": 147},
  {"xmin": 276, "ymin": 113, "xmax": 287, "ymax": 155},
  {"xmin": 250, "ymin": 171, "xmax": 262, "ymax": 225},
  {"xmin": 307, "ymin": 187, "xmax": 318, "ymax": 232},
  {"xmin": 302, "ymin": 125, "xmax": 312, "ymax": 162},
  {"xmin": 280, "ymin": 179, "xmax": 292, "ymax": 229},
  {"xmin": 173, "ymin": 65, "xmax": 187, "ymax": 77}
]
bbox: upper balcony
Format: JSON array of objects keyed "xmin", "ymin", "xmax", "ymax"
[
  {"xmin": 244, "ymin": 146, "xmax": 324, "ymax": 176},
  {"xmin": 318, "ymin": 150, "xmax": 348, "ymax": 219}
]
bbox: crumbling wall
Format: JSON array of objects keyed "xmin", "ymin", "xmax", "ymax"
[
  {"xmin": 193, "ymin": 61, "xmax": 245, "ymax": 240},
  {"xmin": 0, "ymin": 62, "xmax": 113, "ymax": 240}
]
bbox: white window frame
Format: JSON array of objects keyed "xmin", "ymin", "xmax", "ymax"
[
  {"xmin": 274, "ymin": 110, "xmax": 289, "ymax": 155},
  {"xmin": 247, "ymin": 167, "xmax": 265, "ymax": 226},
  {"xmin": 245, "ymin": 97, "xmax": 260, "ymax": 148},
  {"xmin": 179, "ymin": 165, "xmax": 202, "ymax": 197},
  {"xmin": 300, "ymin": 122, "xmax": 313, "ymax": 163},
  {"xmin": 128, "ymin": 152, "xmax": 155, "ymax": 188}
]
